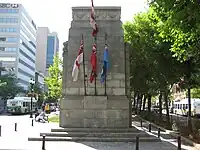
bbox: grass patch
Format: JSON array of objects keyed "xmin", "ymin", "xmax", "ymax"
[{"xmin": 48, "ymin": 115, "xmax": 59, "ymax": 123}]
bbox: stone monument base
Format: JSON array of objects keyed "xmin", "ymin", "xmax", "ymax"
[{"xmin": 60, "ymin": 96, "xmax": 130, "ymax": 128}]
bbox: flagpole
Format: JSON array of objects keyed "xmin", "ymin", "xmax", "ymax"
[
  {"xmin": 104, "ymin": 33, "xmax": 107, "ymax": 96},
  {"xmin": 94, "ymin": 36, "xmax": 97, "ymax": 96},
  {"xmin": 82, "ymin": 34, "xmax": 87, "ymax": 95}
]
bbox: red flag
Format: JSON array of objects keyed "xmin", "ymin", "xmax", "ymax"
[
  {"xmin": 90, "ymin": 0, "xmax": 98, "ymax": 36},
  {"xmin": 89, "ymin": 43, "xmax": 97, "ymax": 83}
]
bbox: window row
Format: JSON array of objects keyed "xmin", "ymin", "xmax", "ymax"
[
  {"xmin": 18, "ymin": 59, "xmax": 35, "ymax": 72},
  {"xmin": 0, "ymin": 37, "xmax": 17, "ymax": 42},
  {"xmin": 0, "ymin": 28, "xmax": 17, "ymax": 32},
  {"xmin": 18, "ymin": 68, "xmax": 34, "ymax": 79},
  {"xmin": 19, "ymin": 49, "xmax": 35, "ymax": 64},
  {"xmin": 173, "ymin": 104, "xmax": 188, "ymax": 109},
  {"xmin": 0, "ymin": 47, "xmax": 17, "ymax": 52},
  {"xmin": 0, "ymin": 9, "xmax": 19, "ymax": 13},
  {"xmin": 0, "ymin": 18, "xmax": 18, "ymax": 23},
  {"xmin": 21, "ymin": 42, "xmax": 35, "ymax": 56}
]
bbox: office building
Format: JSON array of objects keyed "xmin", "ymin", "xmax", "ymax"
[
  {"xmin": 36, "ymin": 30, "xmax": 59, "ymax": 76},
  {"xmin": 35, "ymin": 27, "xmax": 49, "ymax": 75},
  {"xmin": 0, "ymin": 3, "xmax": 37, "ymax": 90},
  {"xmin": 46, "ymin": 32, "xmax": 59, "ymax": 69}
]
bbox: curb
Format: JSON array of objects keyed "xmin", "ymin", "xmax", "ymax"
[{"xmin": 137, "ymin": 115, "xmax": 200, "ymax": 150}]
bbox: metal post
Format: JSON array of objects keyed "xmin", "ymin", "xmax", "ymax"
[
  {"xmin": 149, "ymin": 123, "xmax": 151, "ymax": 132},
  {"xmin": 177, "ymin": 136, "xmax": 181, "ymax": 150},
  {"xmin": 140, "ymin": 120, "xmax": 142, "ymax": 127},
  {"xmin": 0, "ymin": 125, "xmax": 1, "ymax": 137},
  {"xmin": 30, "ymin": 84, "xmax": 33, "ymax": 118},
  {"xmin": 94, "ymin": 36, "xmax": 97, "ymax": 96},
  {"xmin": 32, "ymin": 119, "xmax": 34, "ymax": 126},
  {"xmin": 136, "ymin": 136, "xmax": 139, "ymax": 150},
  {"xmin": 158, "ymin": 128, "xmax": 160, "ymax": 138},
  {"xmin": 42, "ymin": 135, "xmax": 46, "ymax": 150},
  {"xmin": 82, "ymin": 34, "xmax": 87, "ymax": 96},
  {"xmin": 15, "ymin": 123, "xmax": 17, "ymax": 131},
  {"xmin": 104, "ymin": 33, "xmax": 107, "ymax": 96}
]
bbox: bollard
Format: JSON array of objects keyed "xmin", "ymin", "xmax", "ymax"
[
  {"xmin": 158, "ymin": 128, "xmax": 160, "ymax": 138},
  {"xmin": 14, "ymin": 123, "xmax": 17, "ymax": 132},
  {"xmin": 32, "ymin": 119, "xmax": 34, "ymax": 126},
  {"xmin": 177, "ymin": 136, "xmax": 181, "ymax": 150},
  {"xmin": 0, "ymin": 125, "xmax": 1, "ymax": 137},
  {"xmin": 140, "ymin": 120, "xmax": 142, "ymax": 127},
  {"xmin": 42, "ymin": 135, "xmax": 46, "ymax": 150},
  {"xmin": 136, "ymin": 136, "xmax": 139, "ymax": 150},
  {"xmin": 149, "ymin": 123, "xmax": 151, "ymax": 132}
]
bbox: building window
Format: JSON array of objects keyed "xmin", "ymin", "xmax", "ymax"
[
  {"xmin": 0, "ymin": 28, "xmax": 17, "ymax": 32},
  {"xmin": 0, "ymin": 38, "xmax": 6, "ymax": 41},
  {"xmin": 0, "ymin": 17, "xmax": 18, "ymax": 23},
  {"xmin": 0, "ymin": 47, "xmax": 17, "ymax": 52},
  {"xmin": 21, "ymin": 42, "xmax": 35, "ymax": 56},
  {"xmin": 19, "ymin": 59, "xmax": 35, "ymax": 72},
  {"xmin": 7, "ymin": 37, "xmax": 17, "ymax": 42},
  {"xmin": 0, "ymin": 9, "xmax": 19, "ymax": 13},
  {"xmin": 0, "ymin": 57, "xmax": 16, "ymax": 62},
  {"xmin": 18, "ymin": 78, "xmax": 29, "ymax": 85},
  {"xmin": 19, "ymin": 49, "xmax": 35, "ymax": 63},
  {"xmin": 0, "ymin": 47, "xmax": 5, "ymax": 51},
  {"xmin": 18, "ymin": 68, "xmax": 34, "ymax": 79}
]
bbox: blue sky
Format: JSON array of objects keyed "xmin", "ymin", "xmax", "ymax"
[{"xmin": 3, "ymin": 0, "xmax": 147, "ymax": 54}]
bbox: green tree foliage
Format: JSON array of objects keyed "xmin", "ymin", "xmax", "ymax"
[
  {"xmin": 44, "ymin": 54, "xmax": 62, "ymax": 102},
  {"xmin": 0, "ymin": 74, "xmax": 24, "ymax": 99},
  {"xmin": 149, "ymin": 0, "xmax": 200, "ymax": 61}
]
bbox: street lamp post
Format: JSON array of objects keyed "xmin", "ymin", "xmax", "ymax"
[{"xmin": 29, "ymin": 78, "xmax": 35, "ymax": 118}]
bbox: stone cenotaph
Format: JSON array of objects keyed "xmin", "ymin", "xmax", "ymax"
[{"xmin": 60, "ymin": 6, "xmax": 131, "ymax": 128}]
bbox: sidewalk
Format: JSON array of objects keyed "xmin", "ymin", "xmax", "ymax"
[
  {"xmin": 0, "ymin": 115, "xmax": 193, "ymax": 150},
  {"xmin": 132, "ymin": 115, "xmax": 196, "ymax": 150}
]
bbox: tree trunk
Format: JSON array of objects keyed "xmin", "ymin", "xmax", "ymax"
[
  {"xmin": 133, "ymin": 92, "xmax": 137, "ymax": 108},
  {"xmin": 135, "ymin": 93, "xmax": 140, "ymax": 114},
  {"xmin": 159, "ymin": 92, "xmax": 163, "ymax": 120},
  {"xmin": 164, "ymin": 91, "xmax": 170, "ymax": 126},
  {"xmin": 143, "ymin": 94, "xmax": 147, "ymax": 110},
  {"xmin": 147, "ymin": 94, "xmax": 152, "ymax": 113},
  {"xmin": 188, "ymin": 88, "xmax": 193, "ymax": 133},
  {"xmin": 139, "ymin": 94, "xmax": 143, "ymax": 113}
]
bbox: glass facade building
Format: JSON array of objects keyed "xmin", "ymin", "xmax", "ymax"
[
  {"xmin": 0, "ymin": 3, "xmax": 37, "ymax": 90},
  {"xmin": 46, "ymin": 33, "xmax": 59, "ymax": 69}
]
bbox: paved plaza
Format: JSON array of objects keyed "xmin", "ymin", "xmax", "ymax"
[{"xmin": 0, "ymin": 114, "xmax": 196, "ymax": 150}]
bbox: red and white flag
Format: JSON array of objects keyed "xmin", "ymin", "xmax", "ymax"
[
  {"xmin": 89, "ymin": 43, "xmax": 97, "ymax": 83},
  {"xmin": 72, "ymin": 40, "xmax": 84, "ymax": 81},
  {"xmin": 90, "ymin": 0, "xmax": 98, "ymax": 36}
]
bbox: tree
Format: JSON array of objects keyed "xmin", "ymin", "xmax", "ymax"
[
  {"xmin": 124, "ymin": 9, "xmax": 185, "ymax": 126},
  {"xmin": 0, "ymin": 74, "xmax": 24, "ymax": 100},
  {"xmin": 44, "ymin": 54, "xmax": 62, "ymax": 102},
  {"xmin": 149, "ymin": 0, "xmax": 200, "ymax": 133}
]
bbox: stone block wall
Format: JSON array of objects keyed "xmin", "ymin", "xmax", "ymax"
[{"xmin": 60, "ymin": 96, "xmax": 129, "ymax": 128}]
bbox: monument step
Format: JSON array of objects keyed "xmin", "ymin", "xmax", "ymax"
[
  {"xmin": 28, "ymin": 136, "xmax": 160, "ymax": 142},
  {"xmin": 51, "ymin": 128, "xmax": 139, "ymax": 133},
  {"xmin": 39, "ymin": 132, "xmax": 151, "ymax": 138}
]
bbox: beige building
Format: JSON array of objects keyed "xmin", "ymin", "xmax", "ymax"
[{"xmin": 35, "ymin": 27, "xmax": 50, "ymax": 75}]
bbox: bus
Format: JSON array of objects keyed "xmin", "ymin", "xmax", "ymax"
[
  {"xmin": 172, "ymin": 98, "xmax": 200, "ymax": 117},
  {"xmin": 7, "ymin": 97, "xmax": 37, "ymax": 115}
]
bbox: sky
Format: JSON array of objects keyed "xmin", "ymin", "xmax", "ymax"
[{"xmin": 2, "ymin": 0, "xmax": 148, "ymax": 55}]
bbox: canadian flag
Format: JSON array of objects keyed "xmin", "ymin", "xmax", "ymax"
[
  {"xmin": 72, "ymin": 40, "xmax": 84, "ymax": 81},
  {"xmin": 90, "ymin": 0, "xmax": 98, "ymax": 36}
]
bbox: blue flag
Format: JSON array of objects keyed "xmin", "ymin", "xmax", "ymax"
[{"xmin": 100, "ymin": 45, "xmax": 109, "ymax": 83}]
